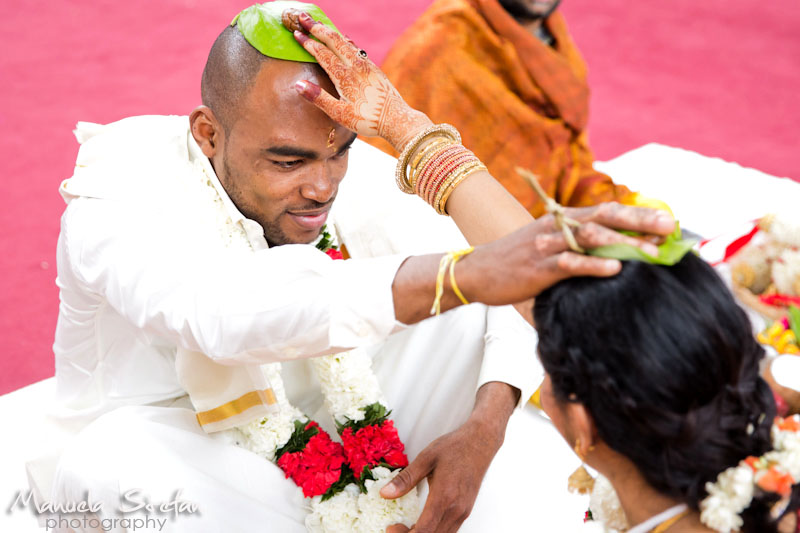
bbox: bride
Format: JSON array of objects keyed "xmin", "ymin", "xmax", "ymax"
[{"xmin": 533, "ymin": 252, "xmax": 798, "ymax": 533}]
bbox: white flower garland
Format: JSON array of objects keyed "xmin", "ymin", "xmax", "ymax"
[
  {"xmin": 304, "ymin": 351, "xmax": 420, "ymax": 533},
  {"xmin": 198, "ymin": 165, "xmax": 419, "ymax": 531},
  {"xmin": 699, "ymin": 415, "xmax": 800, "ymax": 532}
]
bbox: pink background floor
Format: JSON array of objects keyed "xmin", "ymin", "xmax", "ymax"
[{"xmin": 1, "ymin": 0, "xmax": 798, "ymax": 394}]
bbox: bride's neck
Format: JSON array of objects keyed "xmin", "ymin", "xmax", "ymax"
[
  {"xmin": 605, "ymin": 464, "xmax": 680, "ymax": 527},
  {"xmin": 595, "ymin": 454, "xmax": 714, "ymax": 532}
]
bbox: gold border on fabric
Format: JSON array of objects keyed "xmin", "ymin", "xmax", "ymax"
[{"xmin": 195, "ymin": 388, "xmax": 278, "ymax": 427}]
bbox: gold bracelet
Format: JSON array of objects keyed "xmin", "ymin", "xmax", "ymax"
[
  {"xmin": 410, "ymin": 138, "xmax": 454, "ymax": 190},
  {"xmin": 431, "ymin": 247, "xmax": 475, "ymax": 316},
  {"xmin": 395, "ymin": 124, "xmax": 461, "ymax": 194},
  {"xmin": 411, "ymin": 137, "xmax": 451, "ymax": 174},
  {"xmin": 413, "ymin": 141, "xmax": 457, "ymax": 195},
  {"xmin": 433, "ymin": 159, "xmax": 482, "ymax": 213},
  {"xmin": 435, "ymin": 161, "xmax": 486, "ymax": 215}
]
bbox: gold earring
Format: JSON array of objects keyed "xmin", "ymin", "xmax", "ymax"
[
  {"xmin": 574, "ymin": 438, "xmax": 585, "ymax": 461},
  {"xmin": 568, "ymin": 438, "xmax": 595, "ymax": 495}
]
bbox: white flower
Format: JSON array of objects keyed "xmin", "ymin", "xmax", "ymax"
[
  {"xmin": 769, "ymin": 421, "xmax": 800, "ymax": 479},
  {"xmin": 355, "ymin": 467, "xmax": 420, "ymax": 533},
  {"xmin": 223, "ymin": 363, "xmax": 305, "ymax": 462},
  {"xmin": 764, "ymin": 212, "xmax": 800, "ymax": 248},
  {"xmin": 306, "ymin": 485, "xmax": 361, "ymax": 533},
  {"xmin": 699, "ymin": 464, "xmax": 753, "ymax": 532},
  {"xmin": 588, "ymin": 474, "xmax": 628, "ymax": 532},
  {"xmin": 312, "ymin": 350, "xmax": 385, "ymax": 424},
  {"xmin": 772, "ymin": 248, "xmax": 800, "ymax": 296},
  {"xmin": 305, "ymin": 472, "xmax": 419, "ymax": 533},
  {"xmin": 700, "ymin": 495, "xmax": 743, "ymax": 533}
]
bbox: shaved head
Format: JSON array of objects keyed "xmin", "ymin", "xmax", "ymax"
[{"xmin": 201, "ymin": 25, "xmax": 270, "ymax": 132}]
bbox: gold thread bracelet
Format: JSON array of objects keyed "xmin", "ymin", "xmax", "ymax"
[
  {"xmin": 431, "ymin": 247, "xmax": 475, "ymax": 315},
  {"xmin": 448, "ymin": 248, "xmax": 474, "ymax": 305}
]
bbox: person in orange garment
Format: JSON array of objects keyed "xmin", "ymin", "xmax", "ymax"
[{"xmin": 367, "ymin": 0, "xmax": 638, "ymax": 217}]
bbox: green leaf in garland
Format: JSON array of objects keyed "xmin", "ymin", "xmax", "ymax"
[
  {"xmin": 335, "ymin": 402, "xmax": 391, "ymax": 434},
  {"xmin": 320, "ymin": 463, "xmax": 364, "ymax": 501},
  {"xmin": 231, "ymin": 2, "xmax": 340, "ymax": 63},
  {"xmin": 275, "ymin": 418, "xmax": 319, "ymax": 459},
  {"xmin": 788, "ymin": 305, "xmax": 800, "ymax": 341},
  {"xmin": 588, "ymin": 222, "xmax": 697, "ymax": 266},
  {"xmin": 315, "ymin": 224, "xmax": 337, "ymax": 252}
]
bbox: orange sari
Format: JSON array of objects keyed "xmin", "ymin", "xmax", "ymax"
[{"xmin": 367, "ymin": 0, "xmax": 634, "ymax": 216}]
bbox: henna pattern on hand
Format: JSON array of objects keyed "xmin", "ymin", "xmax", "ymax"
[{"xmin": 287, "ymin": 11, "xmax": 433, "ymax": 151}]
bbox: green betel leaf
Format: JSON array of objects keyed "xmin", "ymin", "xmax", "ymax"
[
  {"xmin": 588, "ymin": 222, "xmax": 697, "ymax": 266},
  {"xmin": 231, "ymin": 2, "xmax": 340, "ymax": 63}
]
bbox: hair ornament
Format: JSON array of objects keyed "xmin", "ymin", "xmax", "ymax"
[{"xmin": 699, "ymin": 415, "xmax": 800, "ymax": 532}]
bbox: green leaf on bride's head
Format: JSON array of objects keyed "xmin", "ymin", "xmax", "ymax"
[
  {"xmin": 588, "ymin": 222, "xmax": 697, "ymax": 266},
  {"xmin": 231, "ymin": 2, "xmax": 340, "ymax": 63}
]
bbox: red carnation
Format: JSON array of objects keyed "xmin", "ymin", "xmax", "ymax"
[
  {"xmin": 325, "ymin": 248, "xmax": 343, "ymax": 260},
  {"xmin": 277, "ymin": 424, "xmax": 347, "ymax": 498},
  {"xmin": 277, "ymin": 450, "xmax": 301, "ymax": 477},
  {"xmin": 341, "ymin": 420, "xmax": 409, "ymax": 478}
]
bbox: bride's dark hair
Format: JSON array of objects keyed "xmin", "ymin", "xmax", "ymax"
[{"xmin": 534, "ymin": 253, "xmax": 799, "ymax": 532}]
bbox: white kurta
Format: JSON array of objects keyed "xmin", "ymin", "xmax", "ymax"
[{"xmin": 47, "ymin": 115, "xmax": 547, "ymax": 532}]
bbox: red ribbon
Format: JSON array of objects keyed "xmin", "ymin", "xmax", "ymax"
[
  {"xmin": 761, "ymin": 294, "xmax": 800, "ymax": 308},
  {"xmin": 700, "ymin": 223, "xmax": 761, "ymax": 266}
]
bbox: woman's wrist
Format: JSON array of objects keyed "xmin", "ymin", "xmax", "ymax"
[{"xmin": 393, "ymin": 110, "xmax": 433, "ymax": 153}]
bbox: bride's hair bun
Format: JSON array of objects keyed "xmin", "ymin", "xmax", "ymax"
[{"xmin": 534, "ymin": 253, "xmax": 798, "ymax": 532}]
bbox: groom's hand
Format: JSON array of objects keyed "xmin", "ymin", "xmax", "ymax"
[{"xmin": 380, "ymin": 382, "xmax": 519, "ymax": 532}]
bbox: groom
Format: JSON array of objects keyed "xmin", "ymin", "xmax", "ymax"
[{"xmin": 46, "ymin": 3, "xmax": 675, "ymax": 532}]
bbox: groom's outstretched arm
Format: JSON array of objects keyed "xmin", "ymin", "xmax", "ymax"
[{"xmin": 380, "ymin": 381, "xmax": 519, "ymax": 533}]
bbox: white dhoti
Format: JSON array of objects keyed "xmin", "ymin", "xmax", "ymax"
[{"xmin": 50, "ymin": 306, "xmax": 586, "ymax": 532}]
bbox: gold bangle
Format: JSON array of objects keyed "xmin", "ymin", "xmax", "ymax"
[
  {"xmin": 433, "ymin": 159, "xmax": 482, "ymax": 212},
  {"xmin": 411, "ymin": 137, "xmax": 451, "ymax": 173},
  {"xmin": 437, "ymin": 162, "xmax": 486, "ymax": 215},
  {"xmin": 430, "ymin": 247, "xmax": 475, "ymax": 315},
  {"xmin": 413, "ymin": 140, "xmax": 456, "ymax": 194},
  {"xmin": 435, "ymin": 161, "xmax": 486, "ymax": 215},
  {"xmin": 422, "ymin": 148, "xmax": 474, "ymax": 205},
  {"xmin": 411, "ymin": 139, "xmax": 454, "ymax": 190},
  {"xmin": 395, "ymin": 124, "xmax": 461, "ymax": 194}
]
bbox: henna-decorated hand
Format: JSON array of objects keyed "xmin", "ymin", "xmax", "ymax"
[{"xmin": 287, "ymin": 11, "xmax": 433, "ymax": 152}]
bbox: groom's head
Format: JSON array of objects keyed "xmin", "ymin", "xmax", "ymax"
[{"xmin": 190, "ymin": 25, "xmax": 355, "ymax": 247}]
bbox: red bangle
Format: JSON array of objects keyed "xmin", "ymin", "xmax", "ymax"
[
  {"xmin": 417, "ymin": 145, "xmax": 469, "ymax": 200},
  {"xmin": 416, "ymin": 145, "xmax": 463, "ymax": 197},
  {"xmin": 426, "ymin": 153, "xmax": 475, "ymax": 205}
]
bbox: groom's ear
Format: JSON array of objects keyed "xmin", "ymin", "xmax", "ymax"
[{"xmin": 190, "ymin": 106, "xmax": 222, "ymax": 159}]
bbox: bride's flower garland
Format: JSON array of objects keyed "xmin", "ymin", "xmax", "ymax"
[
  {"xmin": 700, "ymin": 415, "xmax": 800, "ymax": 532},
  {"xmin": 202, "ymin": 173, "xmax": 420, "ymax": 532},
  {"xmin": 583, "ymin": 415, "xmax": 800, "ymax": 533}
]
